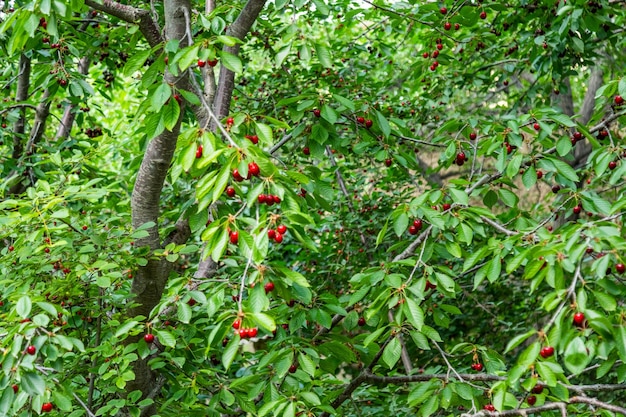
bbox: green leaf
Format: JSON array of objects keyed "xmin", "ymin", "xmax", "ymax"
[
  {"xmin": 548, "ymin": 113, "xmax": 576, "ymax": 127},
  {"xmin": 255, "ymin": 122, "xmax": 273, "ymax": 144},
  {"xmin": 155, "ymin": 329, "xmax": 176, "ymax": 348},
  {"xmin": 124, "ymin": 48, "xmax": 153, "ymax": 77},
  {"xmin": 548, "ymin": 157, "xmax": 579, "ymax": 182},
  {"xmin": 393, "ymin": 212, "xmax": 409, "ymax": 237},
  {"xmin": 314, "ymin": 43, "xmax": 333, "ymax": 68},
  {"xmin": 219, "ymin": 50, "xmax": 243, "ymax": 73},
  {"xmin": 222, "ymin": 336, "xmax": 239, "ymax": 370},
  {"xmin": 321, "ymin": 104, "xmax": 337, "ymax": 124},
  {"xmin": 51, "ymin": 391, "xmax": 72, "ymax": 411},
  {"xmin": 375, "ymin": 110, "xmax": 391, "ymax": 138},
  {"xmin": 404, "ymin": 298, "xmax": 424, "ymax": 330},
  {"xmin": 249, "ymin": 312, "xmax": 276, "ymax": 332},
  {"xmin": 504, "ymin": 330, "xmax": 536, "ymax": 354},
  {"xmin": 151, "ymin": 83, "xmax": 172, "ymax": 112},
  {"xmin": 382, "ymin": 337, "xmax": 402, "ymax": 368},
  {"xmin": 564, "ymin": 337, "xmax": 591, "ymax": 375},
  {"xmin": 114, "ymin": 320, "xmax": 139, "ymax": 338},
  {"xmin": 163, "ymin": 98, "xmax": 181, "ymax": 131},
  {"xmin": 16, "ymin": 295, "xmax": 32, "ymax": 319},
  {"xmin": 21, "ymin": 372, "xmax": 45, "ymax": 396},
  {"xmin": 176, "ymin": 44, "xmax": 199, "ymax": 71},
  {"xmin": 616, "ymin": 327, "xmax": 626, "ymax": 364},
  {"xmin": 177, "ymin": 302, "xmax": 192, "ymax": 324},
  {"xmin": 498, "ymin": 188, "xmax": 519, "ymax": 207}
]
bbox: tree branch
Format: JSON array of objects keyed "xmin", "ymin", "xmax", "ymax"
[
  {"xmin": 12, "ymin": 54, "xmax": 30, "ymax": 159},
  {"xmin": 212, "ymin": 0, "xmax": 267, "ymax": 120},
  {"xmin": 84, "ymin": 0, "xmax": 162, "ymax": 47}
]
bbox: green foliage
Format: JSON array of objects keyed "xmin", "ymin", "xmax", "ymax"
[{"xmin": 1, "ymin": 0, "xmax": 626, "ymax": 416}]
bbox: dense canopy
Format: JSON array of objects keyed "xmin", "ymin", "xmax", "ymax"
[{"xmin": 1, "ymin": 0, "xmax": 626, "ymax": 416}]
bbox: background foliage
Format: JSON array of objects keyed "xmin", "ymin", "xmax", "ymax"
[{"xmin": 1, "ymin": 0, "xmax": 626, "ymax": 416}]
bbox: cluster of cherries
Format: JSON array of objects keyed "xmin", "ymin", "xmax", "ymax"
[
  {"xmin": 257, "ymin": 194, "xmax": 281, "ymax": 206},
  {"xmin": 268, "ymin": 224, "xmax": 287, "ymax": 244},
  {"xmin": 407, "ymin": 219, "xmax": 423, "ymax": 235},
  {"xmin": 233, "ymin": 161, "xmax": 260, "ymax": 181},
  {"xmin": 356, "ymin": 116, "xmax": 374, "ymax": 128},
  {"xmin": 232, "ymin": 319, "xmax": 258, "ymax": 339}
]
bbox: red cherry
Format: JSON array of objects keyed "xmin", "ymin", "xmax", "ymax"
[
  {"xmin": 442, "ymin": 203, "xmax": 451, "ymax": 211},
  {"xmin": 471, "ymin": 363, "xmax": 484, "ymax": 371},
  {"xmin": 609, "ymin": 161, "xmax": 617, "ymax": 170},
  {"xmin": 207, "ymin": 59, "xmax": 218, "ymax": 67},
  {"xmin": 289, "ymin": 364, "xmax": 298, "ymax": 373},
  {"xmin": 196, "ymin": 144, "xmax": 203, "ymax": 158},
  {"xmin": 573, "ymin": 131, "xmax": 582, "ymax": 141},
  {"xmin": 469, "ymin": 132, "xmax": 477, "ymax": 140},
  {"xmin": 42, "ymin": 403, "xmax": 53, "ymax": 413},
  {"xmin": 312, "ymin": 109, "xmax": 321, "ymax": 117},
  {"xmin": 264, "ymin": 282, "xmax": 275, "ymax": 293},
  {"xmin": 483, "ymin": 404, "xmax": 495, "ymax": 411},
  {"xmin": 615, "ymin": 95, "xmax": 624, "ymax": 105},
  {"xmin": 144, "ymin": 333, "xmax": 155, "ymax": 343},
  {"xmin": 540, "ymin": 346, "xmax": 554, "ymax": 358},
  {"xmin": 232, "ymin": 169, "xmax": 244, "ymax": 182},
  {"xmin": 303, "ymin": 147, "xmax": 310, "ymax": 155},
  {"xmin": 272, "ymin": 195, "xmax": 281, "ymax": 204},
  {"xmin": 232, "ymin": 319, "xmax": 241, "ymax": 329},
  {"xmin": 425, "ymin": 281, "xmax": 437, "ymax": 290},
  {"xmin": 616, "ymin": 263, "xmax": 625, "ymax": 274},
  {"xmin": 413, "ymin": 219, "xmax": 423, "ymax": 230},
  {"xmin": 533, "ymin": 123, "xmax": 540, "ymax": 131},
  {"xmin": 226, "ymin": 117, "xmax": 234, "ymax": 125},
  {"xmin": 479, "ymin": 10, "xmax": 487, "ymax": 19},
  {"xmin": 536, "ymin": 170, "xmax": 543, "ymax": 179},
  {"xmin": 573, "ymin": 205, "xmax": 582, "ymax": 214},
  {"xmin": 197, "ymin": 60, "xmax": 206, "ymax": 67},
  {"xmin": 187, "ymin": 298, "xmax": 197, "ymax": 306},
  {"xmin": 358, "ymin": 317, "xmax": 366, "ymax": 326},
  {"xmin": 422, "ymin": 52, "xmax": 429, "ymax": 58},
  {"xmin": 440, "ymin": 7, "xmax": 448, "ymax": 14},
  {"xmin": 531, "ymin": 384, "xmax": 544, "ymax": 394},
  {"xmin": 274, "ymin": 232, "xmax": 283, "ymax": 243},
  {"xmin": 12, "ymin": 384, "xmax": 18, "ymax": 393},
  {"xmin": 551, "ymin": 184, "xmax": 560, "ymax": 193},
  {"xmin": 365, "ymin": 119, "xmax": 373, "ymax": 128},
  {"xmin": 527, "ymin": 395, "xmax": 537, "ymax": 405},
  {"xmin": 444, "ymin": 22, "xmax": 451, "ymax": 30},
  {"xmin": 385, "ymin": 158, "xmax": 392, "ymax": 167},
  {"xmin": 357, "ymin": 116, "xmax": 365, "ymax": 124},
  {"xmin": 26, "ymin": 345, "xmax": 36, "ymax": 355},
  {"xmin": 258, "ymin": 194, "xmax": 267, "ymax": 204},
  {"xmin": 277, "ymin": 225, "xmax": 287, "ymax": 234},
  {"xmin": 267, "ymin": 229, "xmax": 276, "ymax": 239},
  {"xmin": 248, "ymin": 162, "xmax": 260, "ymax": 177},
  {"xmin": 229, "ymin": 231, "xmax": 239, "ymax": 244},
  {"xmin": 432, "ymin": 50, "xmax": 439, "ymax": 58},
  {"xmin": 239, "ymin": 328, "xmax": 249, "ymax": 338},
  {"xmin": 573, "ymin": 312, "xmax": 585, "ymax": 326},
  {"xmin": 226, "ymin": 186, "xmax": 236, "ymax": 197},
  {"xmin": 248, "ymin": 327, "xmax": 258, "ymax": 337},
  {"xmin": 408, "ymin": 225, "xmax": 418, "ymax": 235},
  {"xmin": 454, "ymin": 23, "xmax": 460, "ymax": 30}
]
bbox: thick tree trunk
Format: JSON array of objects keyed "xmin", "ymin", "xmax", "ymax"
[{"xmin": 126, "ymin": 1, "xmax": 191, "ymax": 413}]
